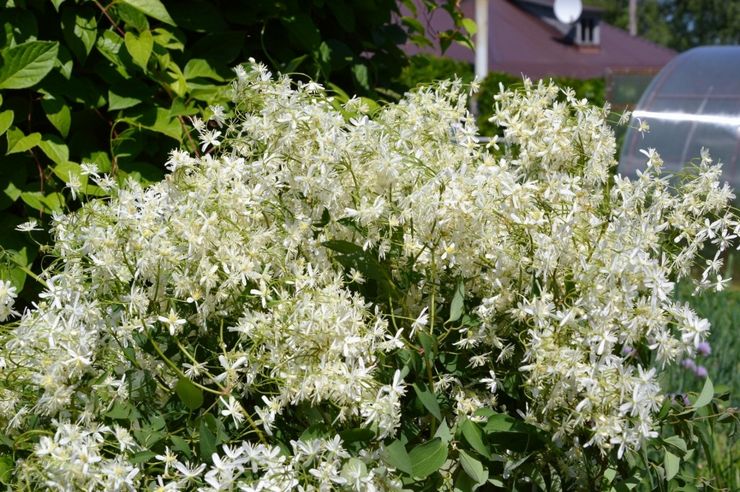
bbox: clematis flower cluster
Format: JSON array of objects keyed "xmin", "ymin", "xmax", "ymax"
[{"xmin": 0, "ymin": 60, "xmax": 737, "ymax": 489}]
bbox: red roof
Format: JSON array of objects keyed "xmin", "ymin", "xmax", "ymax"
[{"xmin": 404, "ymin": 0, "xmax": 677, "ymax": 79}]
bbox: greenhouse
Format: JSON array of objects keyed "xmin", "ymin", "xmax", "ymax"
[{"xmin": 619, "ymin": 46, "xmax": 740, "ymax": 189}]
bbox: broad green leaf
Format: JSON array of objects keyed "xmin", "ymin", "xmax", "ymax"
[
  {"xmin": 381, "ymin": 440, "xmax": 413, "ymax": 475},
  {"xmin": 108, "ymin": 90, "xmax": 142, "ymax": 111},
  {"xmin": 130, "ymin": 450, "xmax": 157, "ymax": 464},
  {"xmin": 693, "ymin": 377, "xmax": 713, "ymax": 408},
  {"xmin": 41, "ymin": 97, "xmax": 71, "ymax": 137},
  {"xmin": 434, "ymin": 418, "xmax": 452, "ymax": 444},
  {"xmin": 38, "ymin": 134, "xmax": 69, "ymax": 166},
  {"xmin": 482, "ymin": 412, "xmax": 517, "ymax": 432},
  {"xmin": 61, "ymin": 8, "xmax": 97, "ymax": 61},
  {"xmin": 184, "ymin": 58, "xmax": 229, "ymax": 81},
  {"xmin": 413, "ymin": 382, "xmax": 442, "ymax": 421},
  {"xmin": 460, "ymin": 419, "xmax": 491, "ymax": 459},
  {"xmin": 124, "ymin": 30, "xmax": 153, "ymax": 70},
  {"xmin": 116, "ymin": 3, "xmax": 150, "ymax": 32},
  {"xmin": 662, "ymin": 436, "xmax": 688, "ymax": 457},
  {"xmin": 6, "ymin": 128, "xmax": 41, "ymax": 154},
  {"xmin": 448, "ymin": 279, "xmax": 465, "ymax": 322},
  {"xmin": 175, "ymin": 377, "xmax": 204, "ymax": 410},
  {"xmin": 0, "ymin": 41, "xmax": 59, "ymax": 89},
  {"xmin": 51, "ymin": 0, "xmax": 66, "ymax": 11},
  {"xmin": 0, "ymin": 454, "xmax": 12, "ymax": 484},
  {"xmin": 43, "ymin": 192, "xmax": 64, "ymax": 212},
  {"xmin": 281, "ymin": 14, "xmax": 320, "ymax": 50},
  {"xmin": 170, "ymin": 435, "xmax": 191, "ymax": 458},
  {"xmin": 120, "ymin": 107, "xmax": 181, "ymax": 140},
  {"xmin": 105, "ymin": 401, "xmax": 133, "ymax": 420},
  {"xmin": 120, "ymin": 0, "xmax": 175, "ymax": 26},
  {"xmin": 165, "ymin": 60, "xmax": 187, "ymax": 97},
  {"xmin": 664, "ymin": 451, "xmax": 680, "ymax": 481},
  {"xmin": 0, "ymin": 110, "xmax": 13, "ymax": 136},
  {"xmin": 52, "ymin": 161, "xmax": 84, "ymax": 186},
  {"xmin": 461, "ymin": 18, "xmax": 478, "ymax": 35},
  {"xmin": 198, "ymin": 414, "xmax": 218, "ymax": 461},
  {"xmin": 352, "ymin": 63, "xmax": 369, "ymax": 91},
  {"xmin": 459, "ymin": 449, "xmax": 487, "ymax": 485},
  {"xmin": 408, "ymin": 438, "xmax": 447, "ymax": 479},
  {"xmin": 20, "ymin": 191, "xmax": 48, "ymax": 212}
]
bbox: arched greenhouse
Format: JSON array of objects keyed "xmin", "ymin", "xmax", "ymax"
[{"xmin": 619, "ymin": 46, "xmax": 740, "ymax": 189}]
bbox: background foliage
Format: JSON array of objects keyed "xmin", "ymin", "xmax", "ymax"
[
  {"xmin": 591, "ymin": 0, "xmax": 740, "ymax": 52},
  {"xmin": 0, "ymin": 0, "xmax": 468, "ymax": 304}
]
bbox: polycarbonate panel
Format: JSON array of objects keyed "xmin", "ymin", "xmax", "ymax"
[{"xmin": 619, "ymin": 46, "xmax": 740, "ymax": 190}]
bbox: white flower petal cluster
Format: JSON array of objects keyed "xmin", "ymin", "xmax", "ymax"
[{"xmin": 1, "ymin": 60, "xmax": 737, "ymax": 488}]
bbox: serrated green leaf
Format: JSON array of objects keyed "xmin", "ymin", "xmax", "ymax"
[
  {"xmin": 664, "ymin": 451, "xmax": 680, "ymax": 481},
  {"xmin": 0, "ymin": 110, "xmax": 13, "ymax": 137},
  {"xmin": 124, "ymin": 30, "xmax": 153, "ymax": 70},
  {"xmin": 408, "ymin": 438, "xmax": 447, "ymax": 479},
  {"xmin": 6, "ymin": 128, "xmax": 40, "ymax": 154},
  {"xmin": 413, "ymin": 382, "xmax": 442, "ymax": 421},
  {"xmin": 693, "ymin": 377, "xmax": 713, "ymax": 408},
  {"xmin": 120, "ymin": 0, "xmax": 175, "ymax": 26},
  {"xmin": 448, "ymin": 279, "xmax": 465, "ymax": 322},
  {"xmin": 459, "ymin": 449, "xmax": 487, "ymax": 484},
  {"xmin": 38, "ymin": 134, "xmax": 69, "ymax": 166},
  {"xmin": 0, "ymin": 41, "xmax": 59, "ymax": 89},
  {"xmin": 381, "ymin": 440, "xmax": 413, "ymax": 475},
  {"xmin": 175, "ymin": 377, "xmax": 203, "ymax": 410},
  {"xmin": 460, "ymin": 419, "xmax": 491, "ymax": 459}
]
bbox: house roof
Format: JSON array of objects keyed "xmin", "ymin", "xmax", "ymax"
[{"xmin": 404, "ymin": 0, "xmax": 677, "ymax": 80}]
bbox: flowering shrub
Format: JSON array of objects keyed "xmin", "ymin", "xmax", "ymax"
[{"xmin": 1, "ymin": 62, "xmax": 738, "ymax": 490}]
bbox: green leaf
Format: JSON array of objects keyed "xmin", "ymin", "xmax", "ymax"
[
  {"xmin": 408, "ymin": 438, "xmax": 448, "ymax": 479},
  {"xmin": 662, "ymin": 436, "xmax": 688, "ymax": 458},
  {"xmin": 664, "ymin": 451, "xmax": 680, "ymax": 481},
  {"xmin": 461, "ymin": 18, "xmax": 478, "ymax": 36},
  {"xmin": 459, "ymin": 449, "xmax": 487, "ymax": 485},
  {"xmin": 0, "ymin": 110, "xmax": 13, "ymax": 137},
  {"xmin": 0, "ymin": 455, "xmax": 13, "ymax": 484},
  {"xmin": 38, "ymin": 134, "xmax": 69, "ymax": 166},
  {"xmin": 120, "ymin": 0, "xmax": 175, "ymax": 26},
  {"xmin": 381, "ymin": 440, "xmax": 413, "ymax": 475},
  {"xmin": 61, "ymin": 8, "xmax": 97, "ymax": 61},
  {"xmin": 175, "ymin": 377, "xmax": 203, "ymax": 410},
  {"xmin": 6, "ymin": 128, "xmax": 40, "ymax": 154},
  {"xmin": 198, "ymin": 414, "xmax": 218, "ymax": 461},
  {"xmin": 281, "ymin": 14, "xmax": 321, "ymax": 50},
  {"xmin": 448, "ymin": 279, "xmax": 465, "ymax": 322},
  {"xmin": 352, "ymin": 63, "xmax": 369, "ymax": 91},
  {"xmin": 413, "ymin": 382, "xmax": 442, "ymax": 421},
  {"xmin": 124, "ymin": 30, "xmax": 153, "ymax": 70},
  {"xmin": 105, "ymin": 401, "xmax": 133, "ymax": 420},
  {"xmin": 40, "ymin": 96, "xmax": 71, "ymax": 137},
  {"xmin": 109, "ymin": 90, "xmax": 142, "ymax": 111},
  {"xmin": 460, "ymin": 419, "xmax": 491, "ymax": 459},
  {"xmin": 434, "ymin": 418, "xmax": 453, "ymax": 444},
  {"xmin": 693, "ymin": 377, "xmax": 713, "ymax": 408},
  {"xmin": 170, "ymin": 435, "xmax": 191, "ymax": 458},
  {"xmin": 0, "ymin": 41, "xmax": 59, "ymax": 89},
  {"xmin": 184, "ymin": 58, "xmax": 229, "ymax": 81}
]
